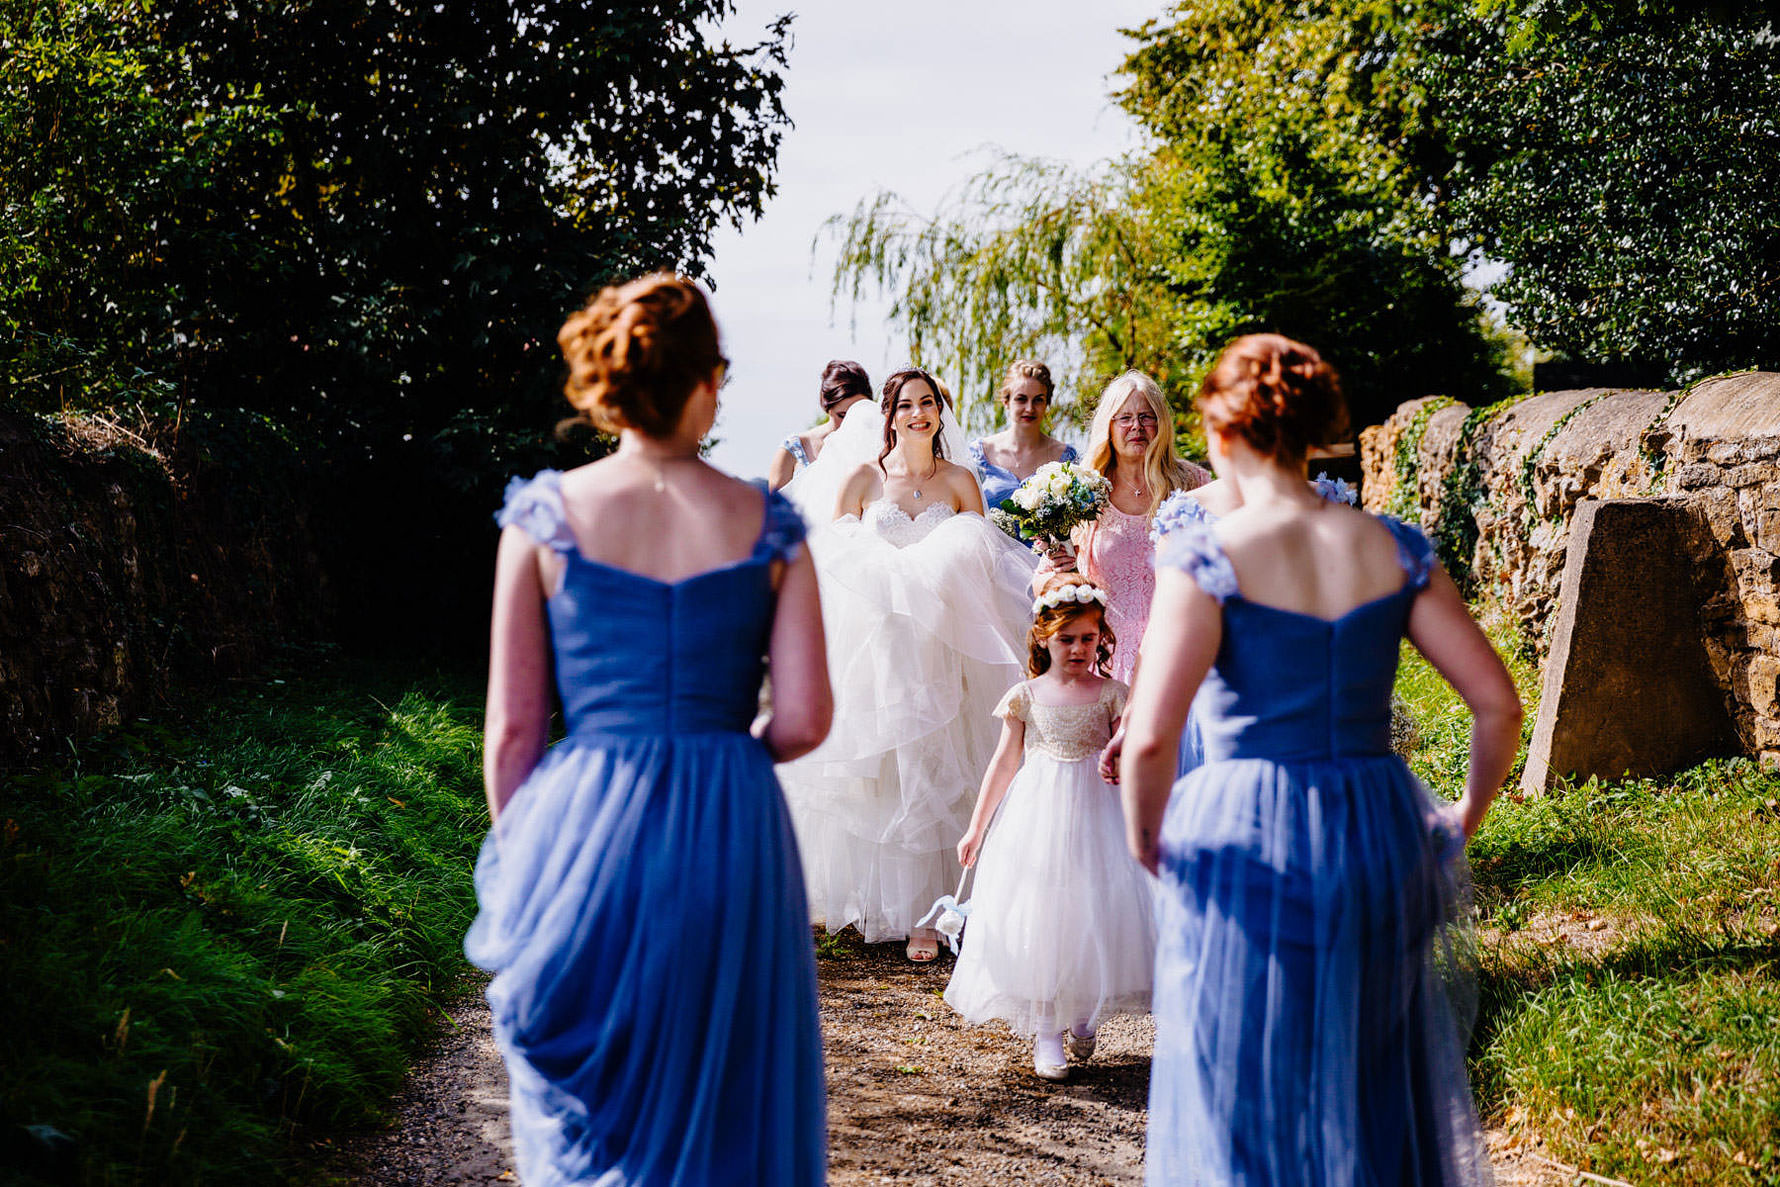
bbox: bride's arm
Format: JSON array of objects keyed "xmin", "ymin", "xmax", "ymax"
[{"xmin": 834, "ymin": 463, "xmax": 876, "ymax": 520}]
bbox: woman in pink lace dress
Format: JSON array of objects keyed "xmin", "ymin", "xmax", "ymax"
[{"xmin": 1045, "ymin": 371, "xmax": 1210, "ymax": 684}]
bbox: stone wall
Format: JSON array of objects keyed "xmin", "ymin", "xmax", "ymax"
[
  {"xmin": 1360, "ymin": 371, "xmax": 1780, "ymax": 767},
  {"xmin": 0, "ymin": 411, "xmax": 330, "ymax": 762}
]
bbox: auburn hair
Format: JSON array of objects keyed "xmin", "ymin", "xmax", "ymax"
[
  {"xmin": 1197, "ymin": 334, "xmax": 1347, "ymax": 462},
  {"xmin": 1027, "ymin": 578, "xmax": 1116, "ymax": 677},
  {"xmin": 557, "ymin": 272, "xmax": 722, "ymax": 438}
]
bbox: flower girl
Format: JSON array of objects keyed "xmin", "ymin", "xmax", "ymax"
[{"xmin": 944, "ymin": 575, "xmax": 1156, "ymax": 1081}]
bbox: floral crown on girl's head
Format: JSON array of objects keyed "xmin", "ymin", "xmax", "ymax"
[{"xmin": 1031, "ymin": 582, "xmax": 1108, "ymax": 617}]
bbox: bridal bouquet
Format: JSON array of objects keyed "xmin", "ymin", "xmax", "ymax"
[{"xmin": 989, "ymin": 460, "xmax": 1112, "ymax": 552}]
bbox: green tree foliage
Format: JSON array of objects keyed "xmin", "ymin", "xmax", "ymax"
[
  {"xmin": 0, "ymin": 0, "xmax": 791, "ymax": 457},
  {"xmin": 829, "ymin": 2, "xmax": 1513, "ymax": 435},
  {"xmin": 826, "ymin": 155, "xmax": 1174, "ymax": 431},
  {"xmin": 1413, "ymin": 0, "xmax": 1780, "ymax": 382}
]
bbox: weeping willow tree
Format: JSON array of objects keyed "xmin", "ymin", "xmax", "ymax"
[
  {"xmin": 823, "ymin": 154, "xmax": 1178, "ymax": 434},
  {"xmin": 826, "ymin": 2, "xmax": 1519, "ymax": 441}
]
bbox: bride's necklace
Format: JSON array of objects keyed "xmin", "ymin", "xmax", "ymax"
[{"xmin": 903, "ymin": 456, "xmax": 940, "ymax": 501}]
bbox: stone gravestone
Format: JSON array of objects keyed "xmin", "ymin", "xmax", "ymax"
[{"xmin": 1522, "ymin": 498, "xmax": 1739, "ymax": 791}]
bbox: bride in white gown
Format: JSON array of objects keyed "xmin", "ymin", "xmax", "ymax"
[{"xmin": 779, "ymin": 367, "xmax": 1039, "ymax": 961}]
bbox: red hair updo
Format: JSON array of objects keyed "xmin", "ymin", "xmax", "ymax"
[
  {"xmin": 1197, "ymin": 334, "xmax": 1347, "ymax": 462},
  {"xmin": 557, "ymin": 272, "xmax": 723, "ymax": 438}
]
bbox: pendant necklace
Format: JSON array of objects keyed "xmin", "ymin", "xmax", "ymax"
[{"xmin": 910, "ymin": 457, "xmax": 939, "ymax": 500}]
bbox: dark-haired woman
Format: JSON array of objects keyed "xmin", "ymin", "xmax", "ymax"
[
  {"xmin": 968, "ymin": 360, "xmax": 1078, "ymax": 513},
  {"xmin": 777, "ymin": 367, "xmax": 1039, "ymax": 963},
  {"xmin": 768, "ymin": 359, "xmax": 873, "ymax": 491},
  {"xmin": 1120, "ymin": 334, "xmax": 1519, "ymax": 1184},
  {"xmin": 467, "ymin": 272, "xmax": 831, "ymax": 1186}
]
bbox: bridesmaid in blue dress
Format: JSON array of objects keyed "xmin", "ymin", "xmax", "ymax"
[
  {"xmin": 968, "ymin": 360, "xmax": 1078, "ymax": 514},
  {"xmin": 767, "ymin": 359, "xmax": 872, "ymax": 491},
  {"xmin": 1148, "ymin": 472, "xmax": 1359, "ymax": 780},
  {"xmin": 466, "ymin": 273, "xmax": 833, "ymax": 1187},
  {"xmin": 1121, "ymin": 335, "xmax": 1522, "ymax": 1186}
]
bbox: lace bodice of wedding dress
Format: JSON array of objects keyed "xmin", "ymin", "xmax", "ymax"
[{"xmin": 853, "ymin": 499, "xmax": 957, "ymax": 547}]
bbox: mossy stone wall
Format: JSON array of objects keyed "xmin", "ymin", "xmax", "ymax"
[{"xmin": 1360, "ymin": 372, "xmax": 1780, "ymax": 766}]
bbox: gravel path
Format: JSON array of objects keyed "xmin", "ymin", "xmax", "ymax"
[{"xmin": 327, "ymin": 932, "xmax": 1561, "ymax": 1185}]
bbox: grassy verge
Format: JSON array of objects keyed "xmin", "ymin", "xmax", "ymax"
[
  {"xmin": 0, "ymin": 659, "xmax": 486, "ymax": 1185},
  {"xmin": 1396, "ymin": 636, "xmax": 1780, "ymax": 1184}
]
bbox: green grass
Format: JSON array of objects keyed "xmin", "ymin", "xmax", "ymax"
[
  {"xmin": 0, "ymin": 659, "xmax": 486, "ymax": 1185},
  {"xmin": 1396, "ymin": 633, "xmax": 1780, "ymax": 1183}
]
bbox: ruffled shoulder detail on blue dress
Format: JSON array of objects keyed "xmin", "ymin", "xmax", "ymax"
[
  {"xmin": 1060, "ymin": 442, "xmax": 1080, "ymax": 464},
  {"xmin": 496, "ymin": 470, "xmax": 578, "ymax": 554},
  {"xmin": 781, "ymin": 433, "xmax": 810, "ymax": 467},
  {"xmin": 1312, "ymin": 473, "xmax": 1358, "ymax": 506},
  {"xmin": 966, "ymin": 437, "xmax": 989, "ymax": 467},
  {"xmin": 752, "ymin": 480, "xmax": 808, "ymax": 563},
  {"xmin": 1154, "ymin": 522, "xmax": 1239, "ymax": 603},
  {"xmin": 1150, "ymin": 489, "xmax": 1216, "ymax": 544},
  {"xmin": 1377, "ymin": 514, "xmax": 1436, "ymax": 593}
]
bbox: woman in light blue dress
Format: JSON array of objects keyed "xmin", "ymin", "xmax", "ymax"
[
  {"xmin": 968, "ymin": 360, "xmax": 1078, "ymax": 513},
  {"xmin": 1121, "ymin": 335, "xmax": 1522, "ymax": 1185},
  {"xmin": 467, "ymin": 273, "xmax": 832, "ymax": 1186},
  {"xmin": 767, "ymin": 359, "xmax": 872, "ymax": 491}
]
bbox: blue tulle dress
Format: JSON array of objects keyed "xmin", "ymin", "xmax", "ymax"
[
  {"xmin": 464, "ymin": 472, "xmax": 826, "ymax": 1187},
  {"xmin": 1146, "ymin": 515, "xmax": 1487, "ymax": 1187},
  {"xmin": 969, "ymin": 437, "xmax": 1080, "ymax": 510}
]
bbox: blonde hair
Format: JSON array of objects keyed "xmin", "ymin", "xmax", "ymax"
[
  {"xmin": 1084, "ymin": 371, "xmax": 1199, "ymax": 516},
  {"xmin": 999, "ymin": 360, "xmax": 1055, "ymax": 402}
]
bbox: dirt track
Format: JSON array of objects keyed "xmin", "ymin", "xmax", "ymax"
[{"xmin": 329, "ymin": 932, "xmax": 1560, "ymax": 1185}]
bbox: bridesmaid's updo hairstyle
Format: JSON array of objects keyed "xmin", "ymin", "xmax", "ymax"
[
  {"xmin": 1000, "ymin": 359, "xmax": 1054, "ymax": 403},
  {"xmin": 557, "ymin": 272, "xmax": 723, "ymax": 438},
  {"xmin": 818, "ymin": 360, "xmax": 872, "ymax": 417},
  {"xmin": 877, "ymin": 365, "xmax": 951, "ymax": 468},
  {"xmin": 1197, "ymin": 334, "xmax": 1347, "ymax": 463},
  {"xmin": 1027, "ymin": 575, "xmax": 1116, "ymax": 678}
]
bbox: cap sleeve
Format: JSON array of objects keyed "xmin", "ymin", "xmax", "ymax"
[
  {"xmin": 993, "ymin": 681, "xmax": 1030, "ymax": 723},
  {"xmin": 1103, "ymin": 679, "xmax": 1129, "ymax": 725},
  {"xmin": 1153, "ymin": 522, "xmax": 1239, "ymax": 604},
  {"xmin": 1312, "ymin": 473, "xmax": 1359, "ymax": 506},
  {"xmin": 1378, "ymin": 515, "xmax": 1436, "ymax": 593},
  {"xmin": 1150, "ymin": 489, "xmax": 1214, "ymax": 545},
  {"xmin": 495, "ymin": 470, "xmax": 577, "ymax": 554},
  {"xmin": 755, "ymin": 482, "xmax": 808, "ymax": 563}
]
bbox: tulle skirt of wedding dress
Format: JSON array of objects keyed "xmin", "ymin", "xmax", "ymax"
[{"xmin": 778, "ymin": 507, "xmax": 1037, "ymax": 942}]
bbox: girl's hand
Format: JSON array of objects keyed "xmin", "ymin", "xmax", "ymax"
[
  {"xmin": 958, "ymin": 827, "xmax": 984, "ymax": 868},
  {"xmin": 1098, "ymin": 729, "xmax": 1125, "ymax": 784}
]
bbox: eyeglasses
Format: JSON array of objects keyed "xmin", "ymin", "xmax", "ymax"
[{"xmin": 1112, "ymin": 413, "xmax": 1159, "ymax": 430}]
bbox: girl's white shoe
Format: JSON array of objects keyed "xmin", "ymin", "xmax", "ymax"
[
  {"xmin": 1066, "ymin": 1026, "xmax": 1097, "ymax": 1062},
  {"xmin": 1034, "ymin": 1032, "xmax": 1069, "ymax": 1081}
]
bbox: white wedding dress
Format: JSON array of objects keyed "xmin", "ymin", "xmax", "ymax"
[{"xmin": 778, "ymin": 404, "xmax": 1039, "ymax": 941}]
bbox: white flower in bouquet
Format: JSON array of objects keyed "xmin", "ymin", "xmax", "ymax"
[{"xmin": 992, "ymin": 460, "xmax": 1113, "ymax": 551}]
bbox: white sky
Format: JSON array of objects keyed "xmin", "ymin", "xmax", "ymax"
[{"xmin": 702, "ymin": 0, "xmax": 1162, "ymax": 477}]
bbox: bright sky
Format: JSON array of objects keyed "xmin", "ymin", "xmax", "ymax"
[{"xmin": 703, "ymin": 0, "xmax": 1163, "ymax": 478}]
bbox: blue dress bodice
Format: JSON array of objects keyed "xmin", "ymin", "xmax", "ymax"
[
  {"xmin": 969, "ymin": 437, "xmax": 1080, "ymax": 509},
  {"xmin": 1155, "ymin": 514, "xmax": 1433, "ymax": 764},
  {"xmin": 496, "ymin": 470, "xmax": 805, "ymax": 737}
]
